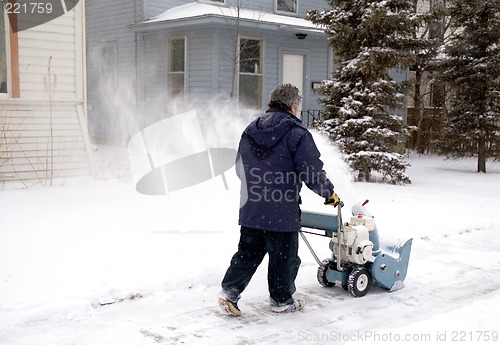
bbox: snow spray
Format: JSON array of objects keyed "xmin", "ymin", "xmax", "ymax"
[
  {"xmin": 127, "ymin": 97, "xmax": 256, "ymax": 195},
  {"xmin": 310, "ymin": 130, "xmax": 356, "ymax": 209}
]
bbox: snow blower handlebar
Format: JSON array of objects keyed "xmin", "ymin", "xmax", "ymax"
[
  {"xmin": 299, "ymin": 201, "xmax": 344, "ymax": 268},
  {"xmin": 299, "ymin": 231, "xmax": 324, "ymax": 267},
  {"xmin": 336, "ymin": 201, "xmax": 345, "ymax": 271}
]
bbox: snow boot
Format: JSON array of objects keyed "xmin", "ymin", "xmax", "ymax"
[
  {"xmin": 218, "ymin": 298, "xmax": 241, "ymax": 317},
  {"xmin": 270, "ymin": 298, "xmax": 305, "ymax": 313}
]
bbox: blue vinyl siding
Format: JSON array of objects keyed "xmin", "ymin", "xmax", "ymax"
[{"xmin": 188, "ymin": 30, "xmax": 215, "ymax": 104}]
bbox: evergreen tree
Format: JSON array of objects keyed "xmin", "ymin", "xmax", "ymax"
[
  {"xmin": 307, "ymin": 0, "xmax": 427, "ymax": 184},
  {"xmin": 436, "ymin": 0, "xmax": 500, "ymax": 172}
]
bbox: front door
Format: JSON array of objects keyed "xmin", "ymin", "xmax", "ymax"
[{"xmin": 282, "ymin": 54, "xmax": 304, "ymax": 115}]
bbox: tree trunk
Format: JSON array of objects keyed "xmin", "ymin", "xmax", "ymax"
[
  {"xmin": 477, "ymin": 138, "xmax": 487, "ymax": 173},
  {"xmin": 414, "ymin": 68, "xmax": 425, "ymax": 154},
  {"xmin": 358, "ymin": 169, "xmax": 371, "ymax": 182},
  {"xmin": 229, "ymin": 18, "xmax": 240, "ymax": 99},
  {"xmin": 476, "ymin": 10, "xmax": 490, "ymax": 174},
  {"xmin": 365, "ymin": 171, "xmax": 371, "ymax": 182}
]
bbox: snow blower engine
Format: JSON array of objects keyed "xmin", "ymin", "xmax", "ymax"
[{"xmin": 300, "ymin": 200, "xmax": 412, "ymax": 297}]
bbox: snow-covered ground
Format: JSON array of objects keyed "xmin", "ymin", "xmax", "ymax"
[{"xmin": 1, "ymin": 133, "xmax": 499, "ymax": 345}]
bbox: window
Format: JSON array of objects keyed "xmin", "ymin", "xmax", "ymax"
[
  {"xmin": 0, "ymin": 6, "xmax": 8, "ymax": 93},
  {"xmin": 167, "ymin": 37, "xmax": 186, "ymax": 110},
  {"xmin": 430, "ymin": 82, "xmax": 445, "ymax": 108},
  {"xmin": 239, "ymin": 38, "xmax": 263, "ymax": 109},
  {"xmin": 429, "ymin": 20, "xmax": 443, "ymax": 40},
  {"xmin": 428, "ymin": 0, "xmax": 444, "ymax": 40},
  {"xmin": 276, "ymin": 0, "xmax": 298, "ymax": 14},
  {"xmin": 99, "ymin": 43, "xmax": 117, "ymax": 92}
]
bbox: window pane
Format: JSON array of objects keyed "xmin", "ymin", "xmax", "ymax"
[
  {"xmin": 0, "ymin": 6, "xmax": 8, "ymax": 93},
  {"xmin": 431, "ymin": 83, "xmax": 445, "ymax": 108},
  {"xmin": 100, "ymin": 45, "xmax": 116, "ymax": 89},
  {"xmin": 429, "ymin": 21, "xmax": 443, "ymax": 39},
  {"xmin": 239, "ymin": 75, "xmax": 262, "ymax": 109},
  {"xmin": 240, "ymin": 39, "xmax": 261, "ymax": 74},
  {"xmin": 168, "ymin": 74, "xmax": 185, "ymax": 98},
  {"xmin": 239, "ymin": 38, "xmax": 262, "ymax": 108},
  {"xmin": 167, "ymin": 38, "xmax": 185, "ymax": 109},
  {"xmin": 277, "ymin": 0, "xmax": 297, "ymax": 13},
  {"xmin": 169, "ymin": 39, "xmax": 185, "ymax": 72}
]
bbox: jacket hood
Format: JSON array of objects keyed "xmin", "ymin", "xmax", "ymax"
[{"xmin": 244, "ymin": 109, "xmax": 302, "ymax": 149}]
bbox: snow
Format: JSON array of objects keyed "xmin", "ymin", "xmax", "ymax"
[
  {"xmin": 1, "ymin": 133, "xmax": 500, "ymax": 345},
  {"xmin": 145, "ymin": 2, "xmax": 323, "ymax": 32}
]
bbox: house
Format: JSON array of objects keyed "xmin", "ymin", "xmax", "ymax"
[
  {"xmin": 86, "ymin": 0, "xmax": 336, "ymax": 144},
  {"xmin": 0, "ymin": 0, "xmax": 92, "ymax": 185}
]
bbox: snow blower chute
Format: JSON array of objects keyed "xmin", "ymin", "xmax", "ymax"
[{"xmin": 300, "ymin": 200, "xmax": 412, "ymax": 297}]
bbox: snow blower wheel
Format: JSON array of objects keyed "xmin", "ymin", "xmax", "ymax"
[
  {"xmin": 342, "ymin": 267, "xmax": 351, "ymax": 291},
  {"xmin": 347, "ymin": 267, "xmax": 372, "ymax": 297},
  {"xmin": 317, "ymin": 259, "xmax": 335, "ymax": 287}
]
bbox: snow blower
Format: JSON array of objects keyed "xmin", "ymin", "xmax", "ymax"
[{"xmin": 300, "ymin": 200, "xmax": 412, "ymax": 297}]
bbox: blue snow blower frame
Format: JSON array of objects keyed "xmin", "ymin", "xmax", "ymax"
[{"xmin": 299, "ymin": 200, "xmax": 412, "ymax": 297}]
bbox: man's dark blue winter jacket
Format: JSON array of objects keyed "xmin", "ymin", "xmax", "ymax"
[{"xmin": 236, "ymin": 108, "xmax": 334, "ymax": 232}]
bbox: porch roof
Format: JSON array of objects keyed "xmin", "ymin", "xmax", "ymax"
[{"xmin": 130, "ymin": 2, "xmax": 325, "ymax": 34}]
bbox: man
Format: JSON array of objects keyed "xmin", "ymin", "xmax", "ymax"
[{"xmin": 219, "ymin": 84, "xmax": 339, "ymax": 316}]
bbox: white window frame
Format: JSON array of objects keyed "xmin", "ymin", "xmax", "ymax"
[
  {"xmin": 238, "ymin": 36, "xmax": 264, "ymax": 109},
  {"xmin": 167, "ymin": 36, "xmax": 187, "ymax": 110},
  {"xmin": 275, "ymin": 0, "xmax": 299, "ymax": 15}
]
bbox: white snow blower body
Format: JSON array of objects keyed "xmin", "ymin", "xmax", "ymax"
[{"xmin": 300, "ymin": 200, "xmax": 412, "ymax": 297}]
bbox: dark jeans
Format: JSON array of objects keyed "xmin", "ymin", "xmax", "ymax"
[{"xmin": 221, "ymin": 226, "xmax": 301, "ymax": 305}]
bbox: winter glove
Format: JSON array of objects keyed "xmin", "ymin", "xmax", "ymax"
[{"xmin": 324, "ymin": 192, "xmax": 341, "ymax": 207}]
